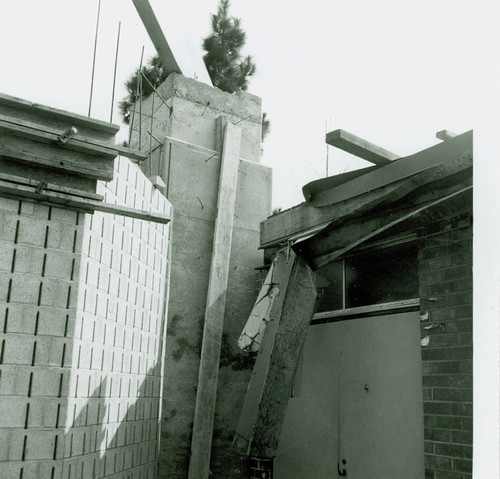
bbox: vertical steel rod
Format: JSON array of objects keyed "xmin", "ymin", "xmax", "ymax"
[
  {"xmin": 128, "ymin": 46, "xmax": 145, "ymax": 147},
  {"xmin": 110, "ymin": 21, "xmax": 122, "ymax": 123},
  {"xmin": 139, "ymin": 57, "xmax": 144, "ymax": 150},
  {"xmin": 149, "ymin": 91, "xmax": 155, "ymax": 172},
  {"xmin": 88, "ymin": 0, "xmax": 102, "ymax": 117}
]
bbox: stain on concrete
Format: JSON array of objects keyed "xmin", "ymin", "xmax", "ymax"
[
  {"xmin": 168, "ymin": 314, "xmax": 183, "ymax": 336},
  {"xmin": 219, "ymin": 332, "xmax": 256, "ymax": 370},
  {"xmin": 172, "ymin": 337, "xmax": 198, "ymax": 361}
]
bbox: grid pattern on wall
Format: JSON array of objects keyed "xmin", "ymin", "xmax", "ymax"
[{"xmin": 0, "ymin": 156, "xmax": 172, "ymax": 479}]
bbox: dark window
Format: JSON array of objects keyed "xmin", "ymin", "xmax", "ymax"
[
  {"xmin": 345, "ymin": 242, "xmax": 418, "ymax": 308},
  {"xmin": 315, "ymin": 260, "xmax": 343, "ymax": 312},
  {"xmin": 314, "ymin": 242, "xmax": 418, "ymax": 313}
]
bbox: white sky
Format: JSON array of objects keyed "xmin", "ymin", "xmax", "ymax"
[{"xmin": 1, "ymin": 1, "xmax": 499, "ymax": 475}]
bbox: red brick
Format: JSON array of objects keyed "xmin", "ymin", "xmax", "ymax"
[
  {"xmin": 427, "ymin": 334, "xmax": 458, "ymax": 348},
  {"xmin": 422, "ymin": 348, "xmax": 449, "ymax": 360},
  {"xmin": 460, "ymin": 389, "xmax": 472, "ymax": 402},
  {"xmin": 424, "ymin": 441, "xmax": 435, "ymax": 454},
  {"xmin": 424, "ymin": 402, "xmax": 451, "ymax": 415},
  {"xmin": 449, "ymin": 402, "xmax": 472, "ymax": 417},
  {"xmin": 448, "ymin": 375, "xmax": 472, "ymax": 388},
  {"xmin": 452, "ymin": 228, "xmax": 472, "ymax": 241},
  {"xmin": 424, "ymin": 429, "xmax": 453, "ymax": 442},
  {"xmin": 431, "ymin": 361, "xmax": 462, "ymax": 374},
  {"xmin": 451, "ymin": 253, "xmax": 471, "ymax": 266},
  {"xmin": 461, "ymin": 417, "xmax": 472, "ymax": 430},
  {"xmin": 452, "ymin": 430, "xmax": 472, "ymax": 444},
  {"xmin": 445, "ymin": 320, "xmax": 472, "ymax": 333},
  {"xmin": 434, "ymin": 470, "xmax": 464, "ymax": 479},
  {"xmin": 462, "ymin": 445, "xmax": 472, "ymax": 459},
  {"xmin": 452, "ymin": 458, "xmax": 472, "ymax": 473},
  {"xmin": 448, "ymin": 347, "xmax": 472, "ymax": 360},
  {"xmin": 427, "ymin": 282, "xmax": 457, "ymax": 296},
  {"xmin": 423, "ymin": 375, "xmax": 451, "ymax": 387},
  {"xmin": 457, "ymin": 333, "xmax": 472, "ymax": 346},
  {"xmin": 442, "ymin": 265, "xmax": 472, "ymax": 281},
  {"xmin": 434, "ymin": 443, "xmax": 467, "ymax": 458},
  {"xmin": 420, "ymin": 270, "xmax": 445, "ymax": 285},
  {"xmin": 425, "ymin": 454, "xmax": 452, "ymax": 469},
  {"xmin": 426, "ymin": 256, "xmax": 454, "ymax": 270},
  {"xmin": 432, "ymin": 388, "xmax": 462, "ymax": 401},
  {"xmin": 425, "ymin": 415, "xmax": 463, "ymax": 430},
  {"xmin": 444, "ymin": 292, "xmax": 472, "ymax": 307}
]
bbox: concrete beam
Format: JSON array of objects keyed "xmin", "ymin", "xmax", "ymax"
[
  {"xmin": 261, "ymin": 131, "xmax": 473, "ymax": 248},
  {"xmin": 436, "ymin": 130, "xmax": 457, "ymax": 141},
  {"xmin": 234, "ymin": 252, "xmax": 317, "ymax": 458},
  {"xmin": 325, "ymin": 129, "xmax": 399, "ymax": 165},
  {"xmin": 132, "ymin": 0, "xmax": 212, "ymax": 85},
  {"xmin": 188, "ymin": 119, "xmax": 241, "ymax": 479}
]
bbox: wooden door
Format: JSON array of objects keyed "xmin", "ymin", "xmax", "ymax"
[{"xmin": 275, "ymin": 312, "xmax": 424, "ymax": 479}]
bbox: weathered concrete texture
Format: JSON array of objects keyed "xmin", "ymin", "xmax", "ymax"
[
  {"xmin": 130, "ymin": 74, "xmax": 271, "ymax": 478},
  {"xmin": 131, "ymin": 73, "xmax": 262, "ymax": 163}
]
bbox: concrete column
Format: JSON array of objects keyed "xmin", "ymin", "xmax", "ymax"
[{"xmin": 130, "ymin": 73, "xmax": 272, "ymax": 478}]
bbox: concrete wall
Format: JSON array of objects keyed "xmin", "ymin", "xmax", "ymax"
[
  {"xmin": 418, "ymin": 210, "xmax": 473, "ymax": 479},
  {"xmin": 0, "ymin": 157, "xmax": 172, "ymax": 478},
  {"xmin": 130, "ymin": 74, "xmax": 272, "ymax": 478}
]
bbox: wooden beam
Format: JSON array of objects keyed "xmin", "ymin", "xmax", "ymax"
[
  {"xmin": 234, "ymin": 253, "xmax": 316, "ymax": 458},
  {"xmin": 0, "ymin": 172, "xmax": 103, "ymax": 200},
  {"xmin": 0, "ymin": 133, "xmax": 115, "ymax": 181},
  {"xmin": 436, "ymin": 130, "xmax": 457, "ymax": 141},
  {"xmin": 0, "ymin": 176, "xmax": 171, "ymax": 224},
  {"xmin": 326, "ymin": 129, "xmax": 399, "ymax": 165},
  {"xmin": 0, "ymin": 113, "xmax": 147, "ymax": 163},
  {"xmin": 188, "ymin": 120, "xmax": 241, "ymax": 479},
  {"xmin": 260, "ymin": 131, "xmax": 473, "ymax": 248},
  {"xmin": 0, "ymin": 92, "xmax": 120, "ymax": 137}
]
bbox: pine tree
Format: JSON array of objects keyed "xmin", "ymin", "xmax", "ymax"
[
  {"xmin": 202, "ymin": 0, "xmax": 255, "ymax": 92},
  {"xmin": 119, "ymin": 0, "xmax": 270, "ymax": 139},
  {"xmin": 119, "ymin": 56, "xmax": 171, "ymax": 125}
]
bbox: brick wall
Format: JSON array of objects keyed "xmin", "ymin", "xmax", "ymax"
[
  {"xmin": 0, "ymin": 156, "xmax": 172, "ymax": 478},
  {"xmin": 418, "ymin": 211, "xmax": 473, "ymax": 479}
]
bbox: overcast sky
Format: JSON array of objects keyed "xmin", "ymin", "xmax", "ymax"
[
  {"xmin": 1, "ymin": 2, "xmax": 499, "ymax": 472},
  {"xmin": 1, "ymin": 0, "xmax": 497, "ymax": 209}
]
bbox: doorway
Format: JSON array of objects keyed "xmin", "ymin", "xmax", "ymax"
[{"xmin": 275, "ymin": 311, "xmax": 425, "ymax": 478}]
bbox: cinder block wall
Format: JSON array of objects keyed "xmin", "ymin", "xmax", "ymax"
[
  {"xmin": 0, "ymin": 197, "xmax": 83, "ymax": 478},
  {"xmin": 0, "ymin": 157, "xmax": 172, "ymax": 478},
  {"xmin": 418, "ymin": 211, "xmax": 473, "ymax": 479},
  {"xmin": 130, "ymin": 74, "xmax": 272, "ymax": 478}
]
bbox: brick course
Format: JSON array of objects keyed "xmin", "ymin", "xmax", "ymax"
[{"xmin": 418, "ymin": 212, "xmax": 472, "ymax": 479}]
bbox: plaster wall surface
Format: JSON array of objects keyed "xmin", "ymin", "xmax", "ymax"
[
  {"xmin": 130, "ymin": 74, "xmax": 271, "ymax": 478},
  {"xmin": 0, "ymin": 157, "xmax": 172, "ymax": 479}
]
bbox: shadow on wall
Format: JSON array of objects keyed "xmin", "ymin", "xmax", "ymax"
[{"xmin": 62, "ymin": 363, "xmax": 161, "ymax": 478}]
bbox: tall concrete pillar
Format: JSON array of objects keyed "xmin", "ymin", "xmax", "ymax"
[{"xmin": 130, "ymin": 74, "xmax": 272, "ymax": 478}]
